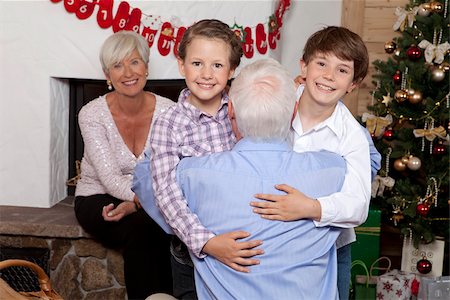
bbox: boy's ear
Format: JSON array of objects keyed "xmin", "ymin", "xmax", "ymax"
[
  {"xmin": 228, "ymin": 68, "xmax": 236, "ymax": 80},
  {"xmin": 177, "ymin": 57, "xmax": 186, "ymax": 77},
  {"xmin": 347, "ymin": 82, "xmax": 359, "ymax": 94},
  {"xmin": 300, "ymin": 59, "xmax": 307, "ymax": 77}
]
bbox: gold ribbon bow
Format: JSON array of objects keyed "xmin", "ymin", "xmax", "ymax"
[
  {"xmin": 393, "ymin": 7, "xmax": 419, "ymax": 31},
  {"xmin": 371, "ymin": 175, "xmax": 395, "ymax": 198},
  {"xmin": 413, "ymin": 126, "xmax": 447, "ymax": 141},
  {"xmin": 418, "ymin": 40, "xmax": 450, "ymax": 64},
  {"xmin": 362, "ymin": 113, "xmax": 393, "ymax": 138}
]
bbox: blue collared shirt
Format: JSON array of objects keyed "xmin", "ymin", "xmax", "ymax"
[{"xmin": 176, "ymin": 138, "xmax": 346, "ymax": 300}]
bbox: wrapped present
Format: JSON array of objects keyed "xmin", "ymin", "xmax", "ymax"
[
  {"xmin": 376, "ymin": 269, "xmax": 417, "ymax": 300},
  {"xmin": 418, "ymin": 276, "xmax": 450, "ymax": 300},
  {"xmin": 351, "ymin": 207, "xmax": 381, "ymax": 279},
  {"xmin": 401, "ymin": 238, "xmax": 445, "ymax": 277}
]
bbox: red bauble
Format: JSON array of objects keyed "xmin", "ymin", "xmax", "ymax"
[
  {"xmin": 432, "ymin": 142, "xmax": 447, "ymax": 155},
  {"xmin": 406, "ymin": 45, "xmax": 422, "ymax": 61},
  {"xmin": 417, "ymin": 258, "xmax": 432, "ymax": 274},
  {"xmin": 393, "ymin": 71, "xmax": 402, "ymax": 85},
  {"xmin": 416, "ymin": 203, "xmax": 430, "ymax": 217},
  {"xmin": 383, "ymin": 128, "xmax": 394, "ymax": 140}
]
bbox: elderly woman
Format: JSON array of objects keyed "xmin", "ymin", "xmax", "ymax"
[{"xmin": 74, "ymin": 30, "xmax": 174, "ymax": 299}]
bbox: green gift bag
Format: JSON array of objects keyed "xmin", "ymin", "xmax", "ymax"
[
  {"xmin": 350, "ymin": 257, "xmax": 391, "ymax": 300},
  {"xmin": 350, "ymin": 260, "xmax": 376, "ymax": 300}
]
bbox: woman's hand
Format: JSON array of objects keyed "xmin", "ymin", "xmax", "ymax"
[{"xmin": 102, "ymin": 201, "xmax": 136, "ymax": 222}]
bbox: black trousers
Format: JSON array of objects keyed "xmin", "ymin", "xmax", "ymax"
[{"xmin": 74, "ymin": 194, "xmax": 172, "ymax": 300}]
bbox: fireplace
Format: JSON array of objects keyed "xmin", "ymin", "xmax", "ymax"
[{"xmin": 66, "ymin": 79, "xmax": 186, "ymax": 195}]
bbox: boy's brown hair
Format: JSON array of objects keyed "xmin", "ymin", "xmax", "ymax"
[
  {"xmin": 177, "ymin": 19, "xmax": 243, "ymax": 70},
  {"xmin": 302, "ymin": 26, "xmax": 369, "ymax": 84}
]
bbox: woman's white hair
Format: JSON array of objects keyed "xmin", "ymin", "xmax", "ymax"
[
  {"xmin": 99, "ymin": 30, "xmax": 149, "ymax": 74},
  {"xmin": 229, "ymin": 58, "xmax": 297, "ymax": 141}
]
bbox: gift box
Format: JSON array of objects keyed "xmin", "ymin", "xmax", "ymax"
[
  {"xmin": 376, "ymin": 269, "xmax": 417, "ymax": 300},
  {"xmin": 401, "ymin": 239, "xmax": 445, "ymax": 277},
  {"xmin": 351, "ymin": 207, "xmax": 381, "ymax": 279},
  {"xmin": 418, "ymin": 276, "xmax": 450, "ymax": 300}
]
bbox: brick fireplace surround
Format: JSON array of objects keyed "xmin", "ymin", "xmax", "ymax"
[{"xmin": 0, "ymin": 197, "xmax": 127, "ymax": 300}]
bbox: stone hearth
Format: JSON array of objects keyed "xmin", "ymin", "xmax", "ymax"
[{"xmin": 0, "ymin": 197, "xmax": 126, "ymax": 300}]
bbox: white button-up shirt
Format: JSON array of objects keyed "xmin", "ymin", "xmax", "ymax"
[{"xmin": 292, "ymin": 85, "xmax": 371, "ymax": 248}]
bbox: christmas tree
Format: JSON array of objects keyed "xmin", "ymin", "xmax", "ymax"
[{"xmin": 363, "ymin": 0, "xmax": 449, "ymax": 250}]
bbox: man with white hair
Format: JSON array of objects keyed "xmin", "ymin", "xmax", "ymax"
[{"xmin": 176, "ymin": 58, "xmax": 346, "ymax": 299}]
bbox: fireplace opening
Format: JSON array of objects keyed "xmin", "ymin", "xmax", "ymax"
[{"xmin": 67, "ymin": 79, "xmax": 186, "ymax": 195}]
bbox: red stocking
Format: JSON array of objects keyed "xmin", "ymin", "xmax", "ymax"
[
  {"xmin": 242, "ymin": 27, "xmax": 254, "ymax": 58},
  {"xmin": 96, "ymin": 0, "xmax": 114, "ymax": 29},
  {"xmin": 64, "ymin": 0, "xmax": 80, "ymax": 13},
  {"xmin": 142, "ymin": 26, "xmax": 158, "ymax": 48},
  {"xmin": 255, "ymin": 24, "xmax": 268, "ymax": 55},
  {"xmin": 124, "ymin": 7, "xmax": 142, "ymax": 33},
  {"xmin": 158, "ymin": 22, "xmax": 174, "ymax": 56},
  {"xmin": 75, "ymin": 0, "xmax": 97, "ymax": 20},
  {"xmin": 112, "ymin": 1, "xmax": 131, "ymax": 33}
]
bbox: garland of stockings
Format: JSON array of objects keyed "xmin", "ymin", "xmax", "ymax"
[{"xmin": 49, "ymin": 0, "xmax": 291, "ymax": 57}]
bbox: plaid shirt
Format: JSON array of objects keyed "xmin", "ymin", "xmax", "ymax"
[{"xmin": 150, "ymin": 88, "xmax": 236, "ymax": 257}]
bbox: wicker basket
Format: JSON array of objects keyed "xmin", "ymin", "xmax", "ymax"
[{"xmin": 0, "ymin": 259, "xmax": 63, "ymax": 300}]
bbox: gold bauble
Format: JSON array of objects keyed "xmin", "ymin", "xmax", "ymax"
[
  {"xmin": 384, "ymin": 41, "xmax": 397, "ymax": 54},
  {"xmin": 394, "ymin": 89, "xmax": 409, "ymax": 102},
  {"xmin": 439, "ymin": 62, "xmax": 450, "ymax": 72},
  {"xmin": 422, "ymin": 2, "xmax": 431, "ymax": 10},
  {"xmin": 418, "ymin": 4, "xmax": 431, "ymax": 16},
  {"xmin": 431, "ymin": 67, "xmax": 446, "ymax": 82},
  {"xmin": 408, "ymin": 90, "xmax": 423, "ymax": 104},
  {"xmin": 430, "ymin": 1, "xmax": 444, "ymax": 13},
  {"xmin": 401, "ymin": 156, "xmax": 410, "ymax": 164},
  {"xmin": 394, "ymin": 159, "xmax": 407, "ymax": 171}
]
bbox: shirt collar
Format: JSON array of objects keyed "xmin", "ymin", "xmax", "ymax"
[
  {"xmin": 178, "ymin": 88, "xmax": 229, "ymax": 120},
  {"xmin": 293, "ymin": 85, "xmax": 345, "ymax": 139},
  {"xmin": 233, "ymin": 138, "xmax": 291, "ymax": 152}
]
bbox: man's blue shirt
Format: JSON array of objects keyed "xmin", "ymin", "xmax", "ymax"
[{"xmin": 176, "ymin": 138, "xmax": 346, "ymax": 300}]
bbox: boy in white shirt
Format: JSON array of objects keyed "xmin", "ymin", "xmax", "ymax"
[{"xmin": 251, "ymin": 26, "xmax": 377, "ymax": 300}]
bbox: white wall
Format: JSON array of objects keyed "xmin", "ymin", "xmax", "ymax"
[{"xmin": 0, "ymin": 0, "xmax": 341, "ymax": 207}]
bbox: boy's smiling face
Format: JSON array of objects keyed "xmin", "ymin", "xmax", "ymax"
[
  {"xmin": 178, "ymin": 37, "xmax": 235, "ymax": 113},
  {"xmin": 300, "ymin": 52, "xmax": 357, "ymax": 109}
]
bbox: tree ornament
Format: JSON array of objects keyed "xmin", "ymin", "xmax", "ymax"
[
  {"xmin": 362, "ymin": 113, "xmax": 393, "ymax": 138},
  {"xmin": 418, "ymin": 4, "xmax": 431, "ymax": 16},
  {"xmin": 408, "ymin": 89, "xmax": 423, "ymax": 104},
  {"xmin": 440, "ymin": 62, "xmax": 450, "ymax": 72},
  {"xmin": 401, "ymin": 155, "xmax": 410, "ymax": 164},
  {"xmin": 432, "ymin": 141, "xmax": 447, "ymax": 155},
  {"xmin": 383, "ymin": 128, "xmax": 394, "ymax": 140},
  {"xmin": 393, "ymin": 70, "xmax": 402, "ymax": 85},
  {"xmin": 406, "ymin": 45, "xmax": 422, "ymax": 61},
  {"xmin": 430, "ymin": 1, "xmax": 444, "ymax": 13},
  {"xmin": 416, "ymin": 202, "xmax": 430, "ymax": 217},
  {"xmin": 384, "ymin": 41, "xmax": 397, "ymax": 54},
  {"xmin": 394, "ymin": 89, "xmax": 408, "ymax": 102},
  {"xmin": 407, "ymin": 156, "xmax": 422, "ymax": 170},
  {"xmin": 417, "ymin": 257, "xmax": 432, "ymax": 274},
  {"xmin": 431, "ymin": 66, "xmax": 446, "ymax": 82},
  {"xmin": 394, "ymin": 158, "xmax": 407, "ymax": 171},
  {"xmin": 394, "ymin": 49, "xmax": 402, "ymax": 57}
]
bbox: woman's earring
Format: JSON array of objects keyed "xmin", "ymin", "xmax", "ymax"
[
  {"xmin": 107, "ymin": 80, "xmax": 112, "ymax": 91},
  {"xmin": 145, "ymin": 72, "xmax": 148, "ymax": 77}
]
